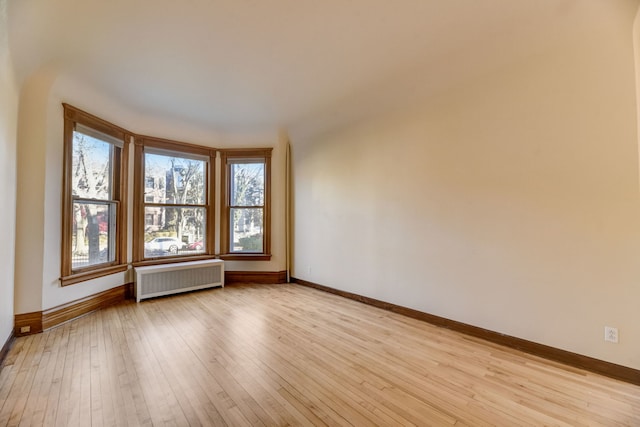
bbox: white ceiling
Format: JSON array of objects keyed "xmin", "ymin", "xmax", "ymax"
[{"xmin": 8, "ymin": 0, "xmax": 597, "ymax": 140}]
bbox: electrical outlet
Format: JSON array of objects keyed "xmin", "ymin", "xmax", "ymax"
[
  {"xmin": 604, "ymin": 326, "xmax": 618, "ymax": 343},
  {"xmin": 20, "ymin": 326, "xmax": 30, "ymax": 334}
]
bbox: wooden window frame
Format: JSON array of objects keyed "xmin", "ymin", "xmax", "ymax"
[
  {"xmin": 62, "ymin": 106, "xmax": 272, "ymax": 274},
  {"xmin": 61, "ymin": 104, "xmax": 130, "ymax": 286},
  {"xmin": 133, "ymin": 136, "xmax": 216, "ymax": 266},
  {"xmin": 220, "ymin": 148, "xmax": 272, "ymax": 261}
]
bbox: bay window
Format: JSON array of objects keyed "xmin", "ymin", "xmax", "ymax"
[{"xmin": 63, "ymin": 105, "xmax": 273, "ymax": 278}]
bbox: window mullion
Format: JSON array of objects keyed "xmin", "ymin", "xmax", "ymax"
[
  {"xmin": 143, "ymin": 203, "xmax": 207, "ymax": 208},
  {"xmin": 73, "ymin": 197, "xmax": 116, "ymax": 204}
]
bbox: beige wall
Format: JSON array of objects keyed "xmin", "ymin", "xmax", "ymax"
[
  {"xmin": 13, "ymin": 73, "xmax": 287, "ymax": 313},
  {"xmin": 0, "ymin": 0, "xmax": 18, "ymax": 344},
  {"xmin": 292, "ymin": 2, "xmax": 640, "ymax": 369}
]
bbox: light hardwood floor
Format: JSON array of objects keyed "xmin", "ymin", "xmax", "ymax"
[{"xmin": 1, "ymin": 284, "xmax": 638, "ymax": 426}]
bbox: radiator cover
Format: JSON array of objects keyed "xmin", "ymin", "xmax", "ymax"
[{"xmin": 135, "ymin": 259, "xmax": 224, "ymax": 302}]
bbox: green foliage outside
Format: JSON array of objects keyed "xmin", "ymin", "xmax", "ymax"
[{"xmin": 238, "ymin": 235, "xmax": 262, "ymax": 251}]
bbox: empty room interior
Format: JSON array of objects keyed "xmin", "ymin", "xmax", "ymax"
[{"xmin": 1, "ymin": 0, "xmax": 640, "ymax": 425}]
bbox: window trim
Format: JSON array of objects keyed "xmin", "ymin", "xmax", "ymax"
[
  {"xmin": 220, "ymin": 148, "xmax": 272, "ymax": 261},
  {"xmin": 60, "ymin": 104, "xmax": 130, "ymax": 286},
  {"xmin": 62, "ymin": 106, "xmax": 272, "ymax": 279},
  {"xmin": 133, "ymin": 135, "xmax": 216, "ymax": 264}
]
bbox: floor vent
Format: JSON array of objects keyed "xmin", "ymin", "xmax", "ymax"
[{"xmin": 135, "ymin": 259, "xmax": 224, "ymax": 302}]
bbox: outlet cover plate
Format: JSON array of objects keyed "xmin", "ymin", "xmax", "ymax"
[{"xmin": 604, "ymin": 326, "xmax": 618, "ymax": 343}]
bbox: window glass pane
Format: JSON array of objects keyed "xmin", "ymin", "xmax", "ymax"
[
  {"xmin": 144, "ymin": 206, "xmax": 206, "ymax": 257},
  {"xmin": 230, "ymin": 207, "xmax": 263, "ymax": 252},
  {"xmin": 145, "ymin": 153, "xmax": 205, "ymax": 205},
  {"xmin": 72, "ymin": 202, "xmax": 115, "ymax": 269},
  {"xmin": 72, "ymin": 131, "xmax": 113, "ymax": 199},
  {"xmin": 230, "ymin": 162, "xmax": 264, "ymax": 207}
]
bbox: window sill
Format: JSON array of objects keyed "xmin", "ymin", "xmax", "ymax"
[
  {"xmin": 61, "ymin": 264, "xmax": 129, "ymax": 286},
  {"xmin": 133, "ymin": 255, "xmax": 217, "ymax": 268},
  {"xmin": 218, "ymin": 254, "xmax": 272, "ymax": 261}
]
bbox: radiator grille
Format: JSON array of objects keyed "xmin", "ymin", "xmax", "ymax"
[{"xmin": 135, "ymin": 260, "xmax": 224, "ymax": 302}]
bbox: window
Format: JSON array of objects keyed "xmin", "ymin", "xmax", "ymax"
[
  {"xmin": 134, "ymin": 137, "xmax": 215, "ymax": 262},
  {"xmin": 63, "ymin": 107, "xmax": 273, "ymax": 275},
  {"xmin": 61, "ymin": 104, "xmax": 129, "ymax": 285},
  {"xmin": 220, "ymin": 149, "xmax": 272, "ymax": 260}
]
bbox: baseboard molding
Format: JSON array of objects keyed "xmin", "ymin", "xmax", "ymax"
[
  {"xmin": 225, "ymin": 270, "xmax": 287, "ymax": 284},
  {"xmin": 14, "ymin": 312, "xmax": 43, "ymax": 336},
  {"xmin": 15, "ymin": 283, "xmax": 133, "ymax": 336},
  {"xmin": 291, "ymin": 277, "xmax": 640, "ymax": 386},
  {"xmin": 13, "ymin": 273, "xmax": 282, "ymax": 338},
  {"xmin": 12, "ymin": 272, "xmax": 286, "ymax": 337},
  {"xmin": 0, "ymin": 331, "xmax": 15, "ymax": 367},
  {"xmin": 42, "ymin": 283, "xmax": 132, "ymax": 330}
]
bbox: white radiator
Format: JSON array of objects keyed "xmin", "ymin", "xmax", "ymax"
[{"xmin": 135, "ymin": 259, "xmax": 224, "ymax": 302}]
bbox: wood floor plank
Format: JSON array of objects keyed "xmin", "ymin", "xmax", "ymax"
[
  {"xmin": 121, "ymin": 303, "xmax": 190, "ymax": 426},
  {"xmin": 235, "ymin": 290, "xmax": 493, "ymax": 425},
  {"xmin": 28, "ymin": 323, "xmax": 65, "ymax": 426},
  {"xmin": 133, "ymin": 301, "xmax": 224, "ymax": 426},
  {"xmin": 95, "ymin": 309, "xmax": 121, "ymax": 427},
  {"xmin": 199, "ymin": 306, "xmax": 380, "ymax": 426},
  {"xmin": 42, "ymin": 323, "xmax": 70, "ymax": 426},
  {"xmin": 165, "ymin": 298, "xmax": 300, "ymax": 426},
  {"xmin": 53, "ymin": 320, "xmax": 80, "ymax": 427},
  {"xmin": 3, "ymin": 333, "xmax": 46, "ymax": 426},
  {"xmin": 109, "ymin": 304, "xmax": 154, "ymax": 426},
  {"xmin": 1, "ymin": 283, "xmax": 639, "ymax": 426},
  {"xmin": 209, "ymin": 287, "xmax": 397, "ymax": 426},
  {"xmin": 0, "ymin": 336, "xmax": 29, "ymax": 423}
]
